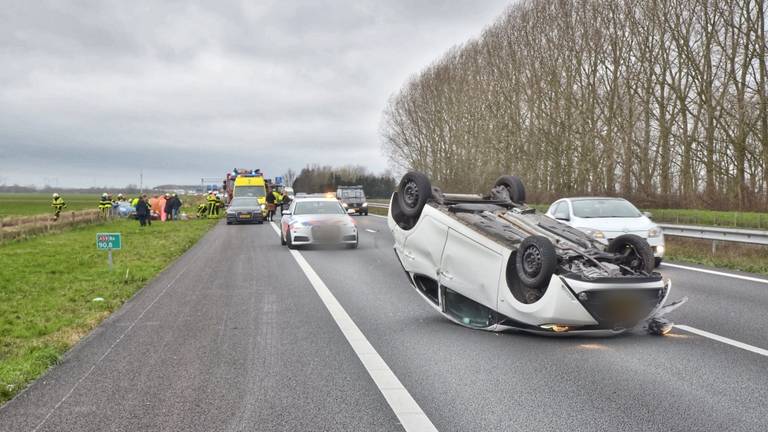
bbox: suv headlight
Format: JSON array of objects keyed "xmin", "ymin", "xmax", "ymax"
[
  {"xmin": 261, "ymin": 204, "xmax": 266, "ymax": 210},
  {"xmin": 362, "ymin": 202, "xmax": 368, "ymax": 207},
  {"xmin": 342, "ymin": 202, "xmax": 348, "ymax": 208},
  {"xmin": 648, "ymin": 226, "xmax": 662, "ymax": 237}
]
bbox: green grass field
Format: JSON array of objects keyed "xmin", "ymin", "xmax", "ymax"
[
  {"xmin": 0, "ymin": 193, "xmax": 101, "ymax": 218},
  {"xmin": 0, "ymin": 218, "xmax": 217, "ymax": 404},
  {"xmin": 665, "ymin": 237, "xmax": 768, "ymax": 275},
  {"xmin": 0, "ymin": 193, "xmax": 206, "ymax": 219}
]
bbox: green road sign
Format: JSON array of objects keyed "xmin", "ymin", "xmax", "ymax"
[{"xmin": 96, "ymin": 232, "xmax": 122, "ymax": 250}]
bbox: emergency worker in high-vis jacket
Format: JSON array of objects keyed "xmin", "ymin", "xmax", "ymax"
[
  {"xmin": 98, "ymin": 193, "xmax": 112, "ymax": 218},
  {"xmin": 206, "ymin": 191, "xmax": 218, "ymax": 218},
  {"xmin": 51, "ymin": 193, "xmax": 67, "ymax": 221}
]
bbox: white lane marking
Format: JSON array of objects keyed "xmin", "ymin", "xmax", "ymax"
[
  {"xmin": 365, "ymin": 228, "xmax": 378, "ymax": 233},
  {"xmin": 369, "ymin": 213, "xmax": 387, "ymax": 219},
  {"xmin": 270, "ymin": 222, "xmax": 437, "ymax": 432},
  {"xmin": 31, "ymin": 260, "xmax": 193, "ymax": 432},
  {"xmin": 675, "ymin": 325, "xmax": 768, "ymax": 357},
  {"xmin": 661, "ymin": 262, "xmax": 768, "ymax": 285}
]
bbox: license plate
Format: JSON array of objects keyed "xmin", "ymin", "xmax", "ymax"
[{"xmin": 239, "ymin": 214, "xmax": 251, "ymax": 219}]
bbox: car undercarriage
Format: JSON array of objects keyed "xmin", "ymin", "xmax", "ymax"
[{"xmin": 388, "ymin": 172, "xmax": 686, "ymax": 335}]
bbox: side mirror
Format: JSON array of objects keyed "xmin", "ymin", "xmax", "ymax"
[
  {"xmin": 556, "ymin": 215, "xmax": 570, "ymax": 222},
  {"xmin": 643, "ymin": 211, "xmax": 652, "ymax": 218},
  {"xmin": 281, "ymin": 210, "xmax": 291, "ymax": 216}
]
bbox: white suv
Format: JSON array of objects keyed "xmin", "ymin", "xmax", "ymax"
[{"xmin": 546, "ymin": 197, "xmax": 665, "ymax": 267}]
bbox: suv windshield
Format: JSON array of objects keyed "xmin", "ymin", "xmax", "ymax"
[
  {"xmin": 572, "ymin": 199, "xmax": 641, "ymax": 218},
  {"xmin": 229, "ymin": 197, "xmax": 260, "ymax": 207},
  {"xmin": 234, "ymin": 186, "xmax": 266, "ymax": 198},
  {"xmin": 294, "ymin": 201, "xmax": 345, "ymax": 215},
  {"xmin": 338, "ymin": 189, "xmax": 364, "ymax": 199}
]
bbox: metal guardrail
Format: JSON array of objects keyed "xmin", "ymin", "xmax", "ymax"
[
  {"xmin": 367, "ymin": 202, "xmax": 768, "ymax": 246},
  {"xmin": 658, "ymin": 224, "xmax": 768, "ymax": 246}
]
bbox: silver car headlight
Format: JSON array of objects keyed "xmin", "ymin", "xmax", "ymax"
[
  {"xmin": 261, "ymin": 204, "xmax": 266, "ymax": 210},
  {"xmin": 342, "ymin": 202, "xmax": 348, "ymax": 208},
  {"xmin": 580, "ymin": 228, "xmax": 605, "ymax": 240},
  {"xmin": 648, "ymin": 226, "xmax": 662, "ymax": 237}
]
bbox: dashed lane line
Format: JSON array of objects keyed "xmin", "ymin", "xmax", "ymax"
[
  {"xmin": 661, "ymin": 262, "xmax": 768, "ymax": 285},
  {"xmin": 675, "ymin": 325, "xmax": 768, "ymax": 357}
]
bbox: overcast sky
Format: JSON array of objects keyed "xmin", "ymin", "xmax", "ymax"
[{"xmin": 0, "ymin": 0, "xmax": 509, "ymax": 188}]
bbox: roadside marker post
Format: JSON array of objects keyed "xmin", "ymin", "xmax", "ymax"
[{"xmin": 96, "ymin": 233, "xmax": 122, "ymax": 269}]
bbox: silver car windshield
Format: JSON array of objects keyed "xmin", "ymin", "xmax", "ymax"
[
  {"xmin": 229, "ymin": 197, "xmax": 259, "ymax": 207},
  {"xmin": 294, "ymin": 201, "xmax": 345, "ymax": 215},
  {"xmin": 572, "ymin": 199, "xmax": 641, "ymax": 218}
]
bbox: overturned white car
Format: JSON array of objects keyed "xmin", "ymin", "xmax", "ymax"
[{"xmin": 387, "ymin": 172, "xmax": 685, "ymax": 336}]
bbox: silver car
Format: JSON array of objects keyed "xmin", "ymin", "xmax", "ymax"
[{"xmin": 280, "ymin": 197, "xmax": 358, "ymax": 249}]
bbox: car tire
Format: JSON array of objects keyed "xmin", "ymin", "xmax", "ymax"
[
  {"xmin": 515, "ymin": 235, "xmax": 557, "ymax": 290},
  {"xmin": 397, "ymin": 171, "xmax": 432, "ymax": 219},
  {"xmin": 226, "ymin": 221, "xmax": 232, "ymax": 225},
  {"xmin": 493, "ymin": 175, "xmax": 526, "ymax": 204},
  {"xmin": 364, "ymin": 211, "xmax": 368, "ymax": 216},
  {"xmin": 654, "ymin": 257, "xmax": 662, "ymax": 268},
  {"xmin": 347, "ymin": 236, "xmax": 358, "ymax": 249},
  {"xmin": 287, "ymin": 232, "xmax": 297, "ymax": 250},
  {"xmin": 607, "ymin": 234, "xmax": 655, "ymax": 273},
  {"xmin": 280, "ymin": 229, "xmax": 287, "ymax": 246}
]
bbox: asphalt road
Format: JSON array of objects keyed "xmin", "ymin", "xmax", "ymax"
[{"xmin": 1, "ymin": 215, "xmax": 767, "ymax": 431}]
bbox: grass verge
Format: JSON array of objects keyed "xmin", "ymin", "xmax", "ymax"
[
  {"xmin": 664, "ymin": 237, "xmax": 768, "ymax": 275},
  {"xmin": 368, "ymin": 206, "xmax": 388, "ymax": 217},
  {"xmin": 0, "ymin": 218, "xmax": 217, "ymax": 404},
  {"xmin": 0, "ymin": 193, "xmax": 99, "ymax": 218},
  {"xmin": 647, "ymin": 208, "xmax": 768, "ymax": 230}
]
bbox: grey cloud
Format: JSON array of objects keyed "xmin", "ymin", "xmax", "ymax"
[{"xmin": 0, "ymin": 0, "xmax": 509, "ymax": 188}]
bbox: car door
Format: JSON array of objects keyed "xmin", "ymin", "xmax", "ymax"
[
  {"xmin": 400, "ymin": 214, "xmax": 449, "ymax": 281},
  {"xmin": 438, "ymin": 228, "xmax": 503, "ymax": 327}
]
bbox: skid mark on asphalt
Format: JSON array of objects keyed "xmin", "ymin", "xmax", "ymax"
[
  {"xmin": 270, "ymin": 222, "xmax": 438, "ymax": 432},
  {"xmin": 675, "ymin": 325, "xmax": 768, "ymax": 357}
]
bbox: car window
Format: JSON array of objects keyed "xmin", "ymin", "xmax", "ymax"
[
  {"xmin": 553, "ymin": 202, "xmax": 570, "ymax": 220},
  {"xmin": 229, "ymin": 197, "xmax": 259, "ymax": 207},
  {"xmin": 338, "ymin": 189, "xmax": 364, "ymax": 198},
  {"xmin": 293, "ymin": 201, "xmax": 345, "ymax": 215},
  {"xmin": 234, "ymin": 186, "xmax": 266, "ymax": 198},
  {"xmin": 572, "ymin": 199, "xmax": 641, "ymax": 218}
]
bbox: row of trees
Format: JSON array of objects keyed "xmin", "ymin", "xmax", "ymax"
[
  {"xmin": 382, "ymin": 0, "xmax": 767, "ymax": 210},
  {"xmin": 292, "ymin": 165, "xmax": 396, "ymax": 198}
]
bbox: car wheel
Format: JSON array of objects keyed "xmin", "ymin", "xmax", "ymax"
[
  {"xmin": 607, "ymin": 234, "xmax": 655, "ymax": 273},
  {"xmin": 364, "ymin": 211, "xmax": 368, "ymax": 216},
  {"xmin": 226, "ymin": 221, "xmax": 232, "ymax": 225},
  {"xmin": 654, "ymin": 257, "xmax": 662, "ymax": 268},
  {"xmin": 397, "ymin": 171, "xmax": 432, "ymax": 219},
  {"xmin": 287, "ymin": 232, "xmax": 297, "ymax": 250},
  {"xmin": 347, "ymin": 236, "xmax": 358, "ymax": 249},
  {"xmin": 515, "ymin": 235, "xmax": 557, "ymax": 290},
  {"xmin": 280, "ymin": 229, "xmax": 287, "ymax": 246},
  {"xmin": 493, "ymin": 175, "xmax": 526, "ymax": 204}
]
